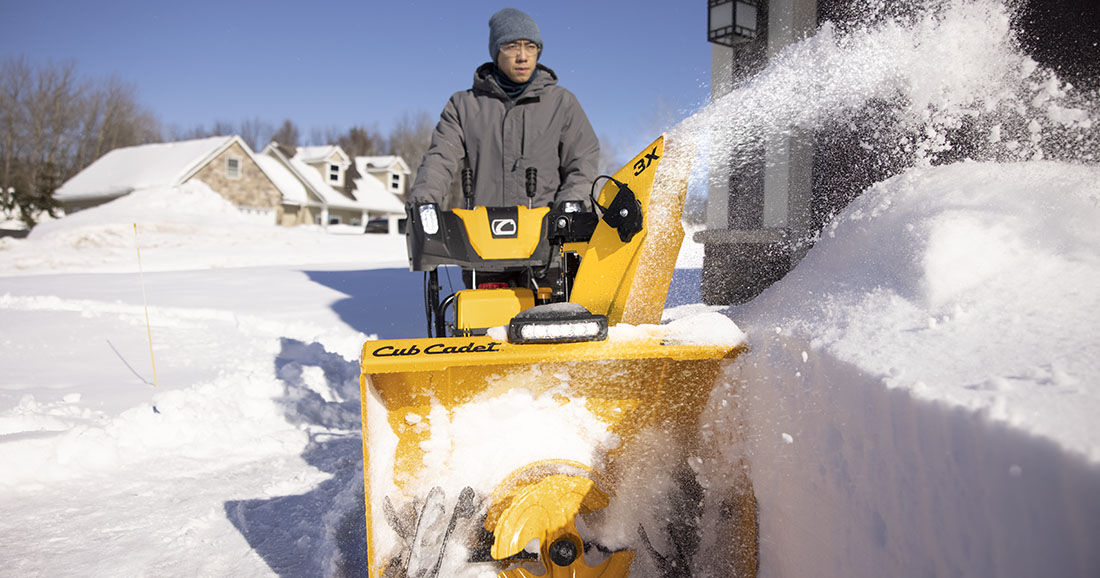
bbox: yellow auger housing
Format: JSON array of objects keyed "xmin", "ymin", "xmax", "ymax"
[{"xmin": 359, "ymin": 137, "xmax": 756, "ymax": 577}]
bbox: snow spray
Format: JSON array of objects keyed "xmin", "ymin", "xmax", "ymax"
[{"xmin": 661, "ymin": 0, "xmax": 1097, "ymax": 241}]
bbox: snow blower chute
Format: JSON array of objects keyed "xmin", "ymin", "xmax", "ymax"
[{"xmin": 359, "ymin": 137, "xmax": 755, "ymax": 577}]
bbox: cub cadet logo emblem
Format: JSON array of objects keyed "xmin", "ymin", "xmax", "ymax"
[
  {"xmin": 632, "ymin": 146, "xmax": 660, "ymax": 176},
  {"xmin": 491, "ymin": 218, "xmax": 517, "ymax": 236},
  {"xmin": 372, "ymin": 341, "xmax": 503, "ymax": 357}
]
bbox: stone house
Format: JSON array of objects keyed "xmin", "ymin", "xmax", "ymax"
[{"xmin": 54, "ymin": 136, "xmax": 283, "ymax": 223}]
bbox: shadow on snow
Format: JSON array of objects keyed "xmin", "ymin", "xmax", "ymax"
[
  {"xmin": 302, "ymin": 267, "xmax": 465, "ymax": 340},
  {"xmin": 300, "ymin": 265, "xmax": 701, "ymax": 338},
  {"xmin": 225, "ymin": 338, "xmax": 371, "ymax": 578}
]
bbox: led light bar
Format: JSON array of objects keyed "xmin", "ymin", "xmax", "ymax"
[{"xmin": 507, "ymin": 303, "xmax": 609, "ymax": 344}]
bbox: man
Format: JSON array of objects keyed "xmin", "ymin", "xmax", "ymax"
[{"xmin": 408, "ymin": 8, "xmax": 600, "ymax": 210}]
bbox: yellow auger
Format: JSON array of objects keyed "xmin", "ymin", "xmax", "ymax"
[{"xmin": 359, "ymin": 137, "xmax": 754, "ymax": 577}]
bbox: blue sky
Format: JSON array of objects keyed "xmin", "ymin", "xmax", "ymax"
[{"xmin": 1, "ymin": 0, "xmax": 715, "ymax": 156}]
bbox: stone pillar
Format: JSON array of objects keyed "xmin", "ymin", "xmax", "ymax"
[
  {"xmin": 698, "ymin": 0, "xmax": 819, "ymax": 305},
  {"xmin": 764, "ymin": 0, "xmax": 816, "ymax": 262}
]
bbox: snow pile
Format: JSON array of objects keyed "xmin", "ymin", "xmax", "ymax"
[
  {"xmin": 37, "ymin": 180, "xmax": 248, "ymax": 234},
  {"xmin": 0, "ymin": 180, "xmax": 406, "ymax": 275},
  {"xmin": 737, "ymin": 157, "xmax": 1100, "ymax": 447},
  {"xmin": 0, "ymin": 361, "xmax": 308, "ymax": 488},
  {"xmin": 604, "ymin": 310, "xmax": 746, "ymax": 346},
  {"xmin": 416, "ymin": 385, "xmax": 620, "ymax": 498},
  {"xmin": 727, "ymin": 161, "xmax": 1100, "ymax": 575},
  {"xmin": 718, "ymin": 160, "xmax": 1100, "ymax": 573}
]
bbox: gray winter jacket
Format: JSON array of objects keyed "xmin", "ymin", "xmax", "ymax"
[{"xmin": 408, "ymin": 63, "xmax": 599, "ymax": 209}]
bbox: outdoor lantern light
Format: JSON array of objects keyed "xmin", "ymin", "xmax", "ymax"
[{"xmin": 708, "ymin": 0, "xmax": 760, "ymax": 46}]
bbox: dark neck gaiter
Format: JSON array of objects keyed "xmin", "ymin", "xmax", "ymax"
[{"xmin": 492, "ymin": 65, "xmax": 537, "ymax": 100}]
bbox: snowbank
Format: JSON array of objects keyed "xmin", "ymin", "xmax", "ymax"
[
  {"xmin": 726, "ymin": 333, "xmax": 1100, "ymax": 577},
  {"xmin": 723, "ymin": 160, "xmax": 1100, "ymax": 576},
  {"xmin": 36, "ymin": 180, "xmax": 249, "ymax": 234},
  {"xmin": 0, "ymin": 180, "xmax": 406, "ymax": 275},
  {"xmin": 739, "ymin": 160, "xmax": 1100, "ymax": 463},
  {"xmin": 669, "ymin": 2, "xmax": 1100, "ymax": 570}
]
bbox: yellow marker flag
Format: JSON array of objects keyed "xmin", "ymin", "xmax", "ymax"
[{"xmin": 134, "ymin": 224, "xmax": 158, "ymax": 387}]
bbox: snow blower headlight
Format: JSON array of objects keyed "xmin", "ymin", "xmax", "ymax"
[
  {"xmin": 418, "ymin": 203, "xmax": 440, "ymax": 235},
  {"xmin": 507, "ymin": 303, "xmax": 608, "ymax": 344}
]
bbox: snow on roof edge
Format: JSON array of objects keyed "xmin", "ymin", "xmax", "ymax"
[{"xmin": 55, "ymin": 136, "xmax": 237, "ymax": 201}]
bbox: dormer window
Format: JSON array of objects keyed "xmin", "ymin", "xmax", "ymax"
[
  {"xmin": 390, "ymin": 173, "xmax": 401, "ymax": 191},
  {"xmin": 328, "ymin": 164, "xmax": 340, "ymax": 183},
  {"xmin": 226, "ymin": 157, "xmax": 241, "ymax": 179}
]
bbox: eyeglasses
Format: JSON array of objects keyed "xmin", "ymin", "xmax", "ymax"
[{"xmin": 499, "ymin": 41, "xmax": 539, "ymax": 56}]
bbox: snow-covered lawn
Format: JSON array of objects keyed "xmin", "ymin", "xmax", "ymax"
[{"xmin": 0, "ymin": 185, "xmax": 414, "ymax": 576}]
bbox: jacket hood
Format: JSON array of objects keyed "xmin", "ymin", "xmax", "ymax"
[{"xmin": 473, "ymin": 63, "xmax": 558, "ymax": 100}]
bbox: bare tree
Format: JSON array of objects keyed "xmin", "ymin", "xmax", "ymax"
[
  {"xmin": 306, "ymin": 125, "xmax": 370, "ymax": 148},
  {"xmin": 74, "ymin": 79, "xmax": 104, "ymax": 171},
  {"xmin": 0, "ymin": 56, "xmax": 32, "ymax": 199},
  {"xmin": 386, "ymin": 111, "xmax": 435, "ymax": 186},
  {"xmin": 75, "ymin": 75, "xmax": 159, "ymax": 170},
  {"xmin": 239, "ymin": 116, "xmax": 274, "ymax": 151},
  {"xmin": 339, "ymin": 124, "xmax": 385, "ymax": 157},
  {"xmin": 0, "ymin": 56, "xmax": 160, "ymax": 227},
  {"xmin": 210, "ymin": 120, "xmax": 235, "ymax": 137},
  {"xmin": 174, "ymin": 123, "xmax": 217, "ymax": 141},
  {"xmin": 272, "ymin": 119, "xmax": 300, "ymax": 147},
  {"xmin": 307, "ymin": 126, "xmax": 331, "ymax": 147},
  {"xmin": 11, "ymin": 59, "xmax": 81, "ymax": 223}
]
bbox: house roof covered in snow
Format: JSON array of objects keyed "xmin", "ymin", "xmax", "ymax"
[
  {"xmin": 355, "ymin": 155, "xmax": 410, "ymax": 175},
  {"xmin": 55, "ymin": 136, "xmax": 254, "ymax": 202},
  {"xmin": 261, "ymin": 143, "xmax": 394, "ymax": 213},
  {"xmin": 350, "ymin": 175, "xmax": 406, "ymax": 213},
  {"xmin": 295, "ymin": 145, "xmax": 350, "ymax": 166},
  {"xmin": 253, "ymin": 155, "xmax": 313, "ymax": 206},
  {"xmin": 286, "ymin": 159, "xmax": 360, "ymax": 211}
]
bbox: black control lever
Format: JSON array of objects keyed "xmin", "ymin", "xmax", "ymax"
[
  {"xmin": 462, "ymin": 164, "xmax": 474, "ymax": 209},
  {"xmin": 525, "ymin": 167, "xmax": 537, "ymax": 208}
]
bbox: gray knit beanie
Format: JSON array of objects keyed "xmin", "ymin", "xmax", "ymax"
[{"xmin": 488, "ymin": 8, "xmax": 542, "ymax": 59}]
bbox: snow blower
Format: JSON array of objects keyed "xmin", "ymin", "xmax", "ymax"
[{"xmin": 359, "ymin": 137, "xmax": 755, "ymax": 577}]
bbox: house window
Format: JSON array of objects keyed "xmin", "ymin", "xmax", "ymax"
[
  {"xmin": 329, "ymin": 164, "xmax": 340, "ymax": 183},
  {"xmin": 226, "ymin": 158, "xmax": 241, "ymax": 179},
  {"xmin": 390, "ymin": 174, "xmax": 401, "ymax": 191}
]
